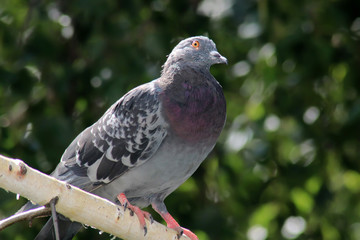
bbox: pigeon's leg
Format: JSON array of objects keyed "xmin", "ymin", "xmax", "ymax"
[
  {"xmin": 151, "ymin": 201, "xmax": 199, "ymax": 240},
  {"xmin": 117, "ymin": 193, "xmax": 153, "ymax": 236}
]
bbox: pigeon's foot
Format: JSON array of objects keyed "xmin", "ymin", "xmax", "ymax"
[
  {"xmin": 179, "ymin": 227, "xmax": 199, "ymax": 240},
  {"xmin": 152, "ymin": 202, "xmax": 199, "ymax": 240},
  {"xmin": 161, "ymin": 212, "xmax": 198, "ymax": 240},
  {"xmin": 117, "ymin": 193, "xmax": 153, "ymax": 236}
]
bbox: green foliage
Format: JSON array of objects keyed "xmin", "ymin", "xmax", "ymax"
[{"xmin": 1, "ymin": 0, "xmax": 360, "ymax": 239}]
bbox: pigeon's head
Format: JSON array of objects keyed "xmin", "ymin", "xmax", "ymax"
[{"xmin": 163, "ymin": 36, "xmax": 227, "ymax": 72}]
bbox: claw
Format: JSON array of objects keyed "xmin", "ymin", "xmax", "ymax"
[
  {"xmin": 171, "ymin": 225, "xmax": 198, "ymax": 240},
  {"xmin": 123, "ymin": 201, "xmax": 128, "ymax": 211},
  {"xmin": 175, "ymin": 228, "xmax": 183, "ymax": 240},
  {"xmin": 142, "ymin": 211, "xmax": 154, "ymax": 224},
  {"xmin": 117, "ymin": 193, "xmax": 152, "ymax": 236},
  {"xmin": 181, "ymin": 227, "xmax": 199, "ymax": 240},
  {"xmin": 129, "ymin": 209, "xmax": 134, "ymax": 216},
  {"xmin": 151, "ymin": 202, "xmax": 199, "ymax": 240}
]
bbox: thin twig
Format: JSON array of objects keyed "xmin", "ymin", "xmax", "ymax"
[
  {"xmin": 50, "ymin": 198, "xmax": 60, "ymax": 240},
  {"xmin": 0, "ymin": 206, "xmax": 51, "ymax": 230}
]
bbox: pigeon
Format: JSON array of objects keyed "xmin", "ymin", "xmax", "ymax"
[{"xmin": 20, "ymin": 36, "xmax": 227, "ymax": 240}]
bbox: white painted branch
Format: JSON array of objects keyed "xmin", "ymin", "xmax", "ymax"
[{"xmin": 0, "ymin": 154, "xmax": 188, "ymax": 240}]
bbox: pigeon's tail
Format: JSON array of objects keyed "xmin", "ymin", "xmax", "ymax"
[
  {"xmin": 34, "ymin": 216, "xmax": 82, "ymax": 240},
  {"xmin": 17, "ymin": 201, "xmax": 82, "ymax": 240}
]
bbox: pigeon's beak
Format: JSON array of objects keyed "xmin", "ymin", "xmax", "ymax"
[{"xmin": 210, "ymin": 51, "xmax": 228, "ymax": 65}]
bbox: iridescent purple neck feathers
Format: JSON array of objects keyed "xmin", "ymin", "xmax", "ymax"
[
  {"xmin": 157, "ymin": 36, "xmax": 227, "ymax": 142},
  {"xmin": 158, "ymin": 69, "xmax": 226, "ymax": 142}
]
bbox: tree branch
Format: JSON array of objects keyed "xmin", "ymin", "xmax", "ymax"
[
  {"xmin": 0, "ymin": 205, "xmax": 51, "ymax": 230},
  {"xmin": 0, "ymin": 154, "xmax": 189, "ymax": 240}
]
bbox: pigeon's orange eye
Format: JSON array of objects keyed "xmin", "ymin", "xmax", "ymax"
[{"xmin": 191, "ymin": 40, "xmax": 200, "ymax": 49}]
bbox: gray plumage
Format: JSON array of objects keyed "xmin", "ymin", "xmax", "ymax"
[{"xmin": 20, "ymin": 36, "xmax": 227, "ymax": 240}]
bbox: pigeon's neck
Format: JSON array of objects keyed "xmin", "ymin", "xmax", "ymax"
[
  {"xmin": 159, "ymin": 68, "xmax": 226, "ymax": 143},
  {"xmin": 161, "ymin": 58, "xmax": 210, "ymax": 77}
]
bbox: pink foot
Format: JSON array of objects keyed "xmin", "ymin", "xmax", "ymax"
[
  {"xmin": 117, "ymin": 193, "xmax": 153, "ymax": 235},
  {"xmin": 180, "ymin": 227, "xmax": 199, "ymax": 240},
  {"xmin": 152, "ymin": 203, "xmax": 199, "ymax": 240}
]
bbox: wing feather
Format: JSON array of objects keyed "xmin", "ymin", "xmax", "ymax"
[{"xmin": 58, "ymin": 81, "xmax": 167, "ymax": 187}]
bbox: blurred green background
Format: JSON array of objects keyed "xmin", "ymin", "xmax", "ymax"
[{"xmin": 1, "ymin": 0, "xmax": 360, "ymax": 239}]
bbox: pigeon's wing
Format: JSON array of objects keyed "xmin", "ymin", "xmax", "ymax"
[{"xmin": 55, "ymin": 82, "xmax": 167, "ymax": 189}]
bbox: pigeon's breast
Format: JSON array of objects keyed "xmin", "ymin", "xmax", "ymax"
[{"xmin": 161, "ymin": 81, "xmax": 226, "ymax": 143}]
